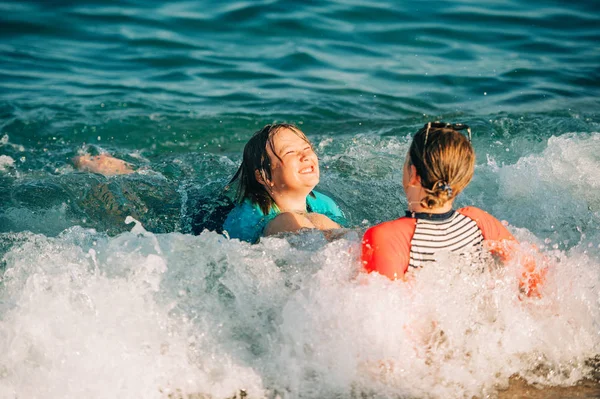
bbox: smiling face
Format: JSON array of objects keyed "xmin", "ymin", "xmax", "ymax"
[{"xmin": 263, "ymin": 127, "xmax": 319, "ymax": 197}]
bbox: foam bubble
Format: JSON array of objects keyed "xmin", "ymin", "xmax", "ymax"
[{"xmin": 0, "ymin": 155, "xmax": 15, "ymax": 171}]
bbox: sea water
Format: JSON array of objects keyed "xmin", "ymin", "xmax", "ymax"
[{"xmin": 1, "ymin": 0, "xmax": 599, "ymax": 398}]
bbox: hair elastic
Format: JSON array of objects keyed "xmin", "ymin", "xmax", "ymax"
[{"xmin": 439, "ymin": 181, "xmax": 453, "ymax": 197}]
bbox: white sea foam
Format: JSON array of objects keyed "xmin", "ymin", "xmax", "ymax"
[
  {"xmin": 494, "ymin": 132, "xmax": 600, "ymax": 251},
  {"xmin": 498, "ymin": 132, "xmax": 600, "ymax": 207},
  {"xmin": 0, "ymin": 221, "xmax": 598, "ymax": 398},
  {"xmin": 0, "ymin": 228, "xmax": 265, "ymax": 399},
  {"xmin": 0, "ymin": 155, "xmax": 14, "ymax": 171}
]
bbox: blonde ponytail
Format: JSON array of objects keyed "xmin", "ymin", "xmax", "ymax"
[{"xmin": 408, "ymin": 124, "xmax": 475, "ymax": 210}]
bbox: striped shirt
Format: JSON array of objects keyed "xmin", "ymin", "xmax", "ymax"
[{"xmin": 408, "ymin": 210, "xmax": 483, "ymax": 269}]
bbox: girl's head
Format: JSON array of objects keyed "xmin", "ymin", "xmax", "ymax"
[
  {"xmin": 230, "ymin": 123, "xmax": 319, "ymax": 213},
  {"xmin": 404, "ymin": 122, "xmax": 475, "ymax": 210}
]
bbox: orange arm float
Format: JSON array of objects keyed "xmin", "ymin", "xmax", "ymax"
[
  {"xmin": 361, "ymin": 218, "xmax": 416, "ymax": 280},
  {"xmin": 458, "ymin": 207, "xmax": 545, "ymax": 298}
]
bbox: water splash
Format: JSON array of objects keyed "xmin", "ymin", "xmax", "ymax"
[{"xmin": 0, "ymin": 219, "xmax": 598, "ymax": 398}]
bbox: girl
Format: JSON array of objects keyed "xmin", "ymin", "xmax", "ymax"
[
  {"xmin": 361, "ymin": 122, "xmax": 542, "ymax": 296},
  {"xmin": 71, "ymin": 124, "xmax": 345, "ymax": 241},
  {"xmin": 223, "ymin": 123, "xmax": 346, "ymax": 243}
]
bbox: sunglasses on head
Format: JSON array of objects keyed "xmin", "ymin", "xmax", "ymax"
[{"xmin": 422, "ymin": 121, "xmax": 472, "ymax": 159}]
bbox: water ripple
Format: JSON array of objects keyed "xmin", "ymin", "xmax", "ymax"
[{"xmin": 0, "ymin": 0, "xmax": 598, "ymax": 120}]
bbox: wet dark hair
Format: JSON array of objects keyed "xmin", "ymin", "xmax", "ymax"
[
  {"xmin": 229, "ymin": 123, "xmax": 313, "ymax": 214},
  {"xmin": 408, "ymin": 123, "xmax": 475, "ymax": 209}
]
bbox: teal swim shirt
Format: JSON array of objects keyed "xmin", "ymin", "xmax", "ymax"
[{"xmin": 222, "ymin": 191, "xmax": 345, "ymax": 243}]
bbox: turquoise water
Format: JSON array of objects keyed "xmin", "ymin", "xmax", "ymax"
[{"xmin": 1, "ymin": 1, "xmax": 600, "ymax": 398}]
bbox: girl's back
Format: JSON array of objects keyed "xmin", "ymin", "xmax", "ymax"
[{"xmin": 362, "ymin": 206, "xmax": 515, "ymax": 280}]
